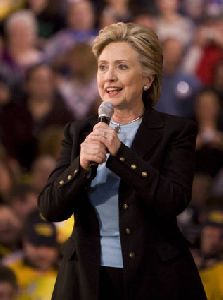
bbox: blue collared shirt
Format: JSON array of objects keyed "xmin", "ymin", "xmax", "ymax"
[{"xmin": 88, "ymin": 118, "xmax": 142, "ymax": 268}]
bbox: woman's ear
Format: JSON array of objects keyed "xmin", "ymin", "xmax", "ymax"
[
  {"xmin": 143, "ymin": 74, "xmax": 154, "ymax": 90},
  {"xmin": 147, "ymin": 74, "xmax": 154, "ymax": 86}
]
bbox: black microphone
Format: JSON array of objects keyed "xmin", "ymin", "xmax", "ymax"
[
  {"xmin": 88, "ymin": 102, "xmax": 114, "ymax": 170},
  {"xmin": 98, "ymin": 101, "xmax": 114, "ymax": 124}
]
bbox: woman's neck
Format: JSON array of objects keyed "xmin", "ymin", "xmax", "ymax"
[{"xmin": 112, "ymin": 105, "xmax": 144, "ymax": 125}]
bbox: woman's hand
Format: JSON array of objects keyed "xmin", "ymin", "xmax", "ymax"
[
  {"xmin": 80, "ymin": 122, "xmax": 121, "ymax": 170},
  {"xmin": 80, "ymin": 133, "xmax": 107, "ymax": 170},
  {"xmin": 92, "ymin": 122, "xmax": 121, "ymax": 156}
]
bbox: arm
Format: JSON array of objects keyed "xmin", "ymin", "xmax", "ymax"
[
  {"xmin": 38, "ymin": 120, "xmax": 107, "ymax": 222},
  {"xmin": 38, "ymin": 123, "xmax": 90, "ymax": 222},
  {"xmin": 106, "ymin": 120, "xmax": 197, "ymax": 219}
]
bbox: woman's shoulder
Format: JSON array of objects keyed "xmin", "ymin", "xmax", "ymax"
[
  {"xmin": 63, "ymin": 115, "xmax": 97, "ymax": 138},
  {"xmin": 152, "ymin": 109, "xmax": 198, "ymax": 134}
]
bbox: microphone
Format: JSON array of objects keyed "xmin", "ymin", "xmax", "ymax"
[
  {"xmin": 88, "ymin": 102, "xmax": 114, "ymax": 171},
  {"xmin": 98, "ymin": 101, "xmax": 114, "ymax": 124}
]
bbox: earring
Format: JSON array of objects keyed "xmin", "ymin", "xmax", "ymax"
[{"xmin": 143, "ymin": 85, "xmax": 149, "ymax": 91}]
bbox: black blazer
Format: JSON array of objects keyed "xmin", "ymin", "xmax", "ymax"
[{"xmin": 38, "ymin": 108, "xmax": 207, "ymax": 300}]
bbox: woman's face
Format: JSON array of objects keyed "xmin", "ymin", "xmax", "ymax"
[{"xmin": 97, "ymin": 41, "xmax": 151, "ymax": 110}]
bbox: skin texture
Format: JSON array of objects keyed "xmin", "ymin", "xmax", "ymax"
[{"xmin": 80, "ymin": 41, "xmax": 153, "ymax": 170}]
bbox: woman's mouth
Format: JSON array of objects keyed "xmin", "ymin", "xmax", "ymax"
[{"xmin": 105, "ymin": 87, "xmax": 123, "ymax": 97}]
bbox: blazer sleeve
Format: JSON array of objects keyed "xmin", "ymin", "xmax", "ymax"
[
  {"xmin": 38, "ymin": 122, "xmax": 92, "ymax": 222},
  {"xmin": 106, "ymin": 119, "xmax": 197, "ymax": 219}
]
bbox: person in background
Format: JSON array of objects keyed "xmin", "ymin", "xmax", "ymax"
[
  {"xmin": 26, "ymin": 0, "xmax": 65, "ymax": 42},
  {"xmin": 37, "ymin": 126, "xmax": 64, "ymax": 160},
  {"xmin": 0, "ymin": 205, "xmax": 22, "ymax": 259},
  {"xmin": 195, "ymin": 15, "xmax": 223, "ymax": 86},
  {"xmin": 44, "ymin": 0, "xmax": 97, "ymax": 67},
  {"xmin": 99, "ymin": 0, "xmax": 131, "ymax": 26},
  {"xmin": 0, "ymin": 63, "xmax": 73, "ymax": 170},
  {"xmin": 155, "ymin": 37, "xmax": 202, "ymax": 118},
  {"xmin": 194, "ymin": 88, "xmax": 223, "ymax": 178},
  {"xmin": 181, "ymin": 0, "xmax": 205, "ymax": 23},
  {"xmin": 182, "ymin": 15, "xmax": 223, "ymax": 86},
  {"xmin": 132, "ymin": 8, "xmax": 156, "ymax": 30},
  {"xmin": 154, "ymin": 0, "xmax": 194, "ymax": 46},
  {"xmin": 199, "ymin": 209, "xmax": 223, "ymax": 269},
  {"xmin": 38, "ymin": 22, "xmax": 206, "ymax": 300},
  {"xmin": 2, "ymin": 10, "xmax": 42, "ymax": 81},
  {"xmin": 30, "ymin": 155, "xmax": 56, "ymax": 193},
  {"xmin": 0, "ymin": 265, "xmax": 18, "ymax": 300},
  {"xmin": 58, "ymin": 42, "xmax": 99, "ymax": 119},
  {"xmin": 3, "ymin": 210, "xmax": 58, "ymax": 300},
  {"xmin": 8, "ymin": 184, "xmax": 38, "ymax": 221}
]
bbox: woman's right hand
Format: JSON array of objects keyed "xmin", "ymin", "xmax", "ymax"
[{"xmin": 80, "ymin": 132, "xmax": 107, "ymax": 170}]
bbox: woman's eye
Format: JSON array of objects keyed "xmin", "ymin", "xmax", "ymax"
[
  {"xmin": 98, "ymin": 64, "xmax": 107, "ymax": 71},
  {"xmin": 118, "ymin": 64, "xmax": 128, "ymax": 70}
]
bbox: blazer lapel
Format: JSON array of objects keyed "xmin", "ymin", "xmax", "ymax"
[{"xmin": 131, "ymin": 108, "xmax": 165, "ymax": 158}]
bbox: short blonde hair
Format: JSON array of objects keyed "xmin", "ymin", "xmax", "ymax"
[{"xmin": 92, "ymin": 22, "xmax": 163, "ymax": 105}]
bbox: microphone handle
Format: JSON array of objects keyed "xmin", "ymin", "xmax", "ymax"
[
  {"xmin": 89, "ymin": 115, "xmax": 110, "ymax": 169},
  {"xmin": 98, "ymin": 116, "xmax": 110, "ymax": 125}
]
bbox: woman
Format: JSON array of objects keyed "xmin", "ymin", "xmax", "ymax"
[{"xmin": 38, "ymin": 22, "xmax": 206, "ymax": 300}]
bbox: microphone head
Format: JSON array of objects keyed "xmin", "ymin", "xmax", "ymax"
[{"xmin": 98, "ymin": 102, "xmax": 114, "ymax": 121}]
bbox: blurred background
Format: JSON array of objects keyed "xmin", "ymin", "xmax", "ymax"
[{"xmin": 0, "ymin": 0, "xmax": 223, "ymax": 299}]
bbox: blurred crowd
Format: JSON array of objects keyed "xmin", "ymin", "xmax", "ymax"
[{"xmin": 0, "ymin": 0, "xmax": 223, "ymax": 299}]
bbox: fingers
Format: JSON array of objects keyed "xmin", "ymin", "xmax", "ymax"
[
  {"xmin": 80, "ymin": 139, "xmax": 107, "ymax": 170},
  {"xmin": 90, "ymin": 127, "xmax": 120, "ymax": 156},
  {"xmin": 80, "ymin": 123, "xmax": 121, "ymax": 170}
]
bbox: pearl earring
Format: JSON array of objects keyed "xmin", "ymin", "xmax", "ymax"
[{"xmin": 143, "ymin": 85, "xmax": 149, "ymax": 91}]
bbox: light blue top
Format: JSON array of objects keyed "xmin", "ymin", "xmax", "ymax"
[{"xmin": 88, "ymin": 118, "xmax": 142, "ymax": 268}]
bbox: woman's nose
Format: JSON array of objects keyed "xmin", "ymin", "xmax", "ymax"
[{"xmin": 106, "ymin": 67, "xmax": 117, "ymax": 81}]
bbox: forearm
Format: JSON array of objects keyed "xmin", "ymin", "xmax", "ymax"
[{"xmin": 38, "ymin": 156, "xmax": 91, "ymax": 222}]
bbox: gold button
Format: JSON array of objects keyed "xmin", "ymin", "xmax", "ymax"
[
  {"xmin": 125, "ymin": 228, "xmax": 131, "ymax": 235},
  {"xmin": 67, "ymin": 175, "xmax": 72, "ymax": 181},
  {"xmin": 131, "ymin": 164, "xmax": 137, "ymax": 170},
  {"xmin": 59, "ymin": 180, "xmax": 64, "ymax": 185},
  {"xmin": 74, "ymin": 169, "xmax": 79, "ymax": 175},
  {"xmin": 123, "ymin": 203, "xmax": 128, "ymax": 210},
  {"xmin": 119, "ymin": 157, "xmax": 125, "ymax": 162},
  {"xmin": 129, "ymin": 251, "xmax": 135, "ymax": 258},
  {"xmin": 142, "ymin": 171, "xmax": 148, "ymax": 177}
]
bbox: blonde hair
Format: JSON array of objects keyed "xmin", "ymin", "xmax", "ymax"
[{"xmin": 92, "ymin": 22, "xmax": 163, "ymax": 105}]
